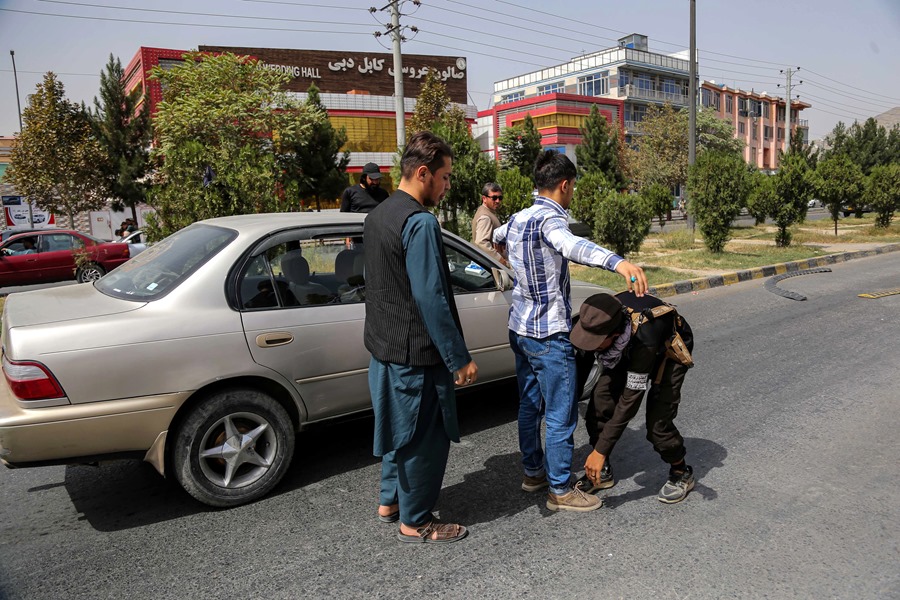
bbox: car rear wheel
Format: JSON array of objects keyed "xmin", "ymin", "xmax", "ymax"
[
  {"xmin": 172, "ymin": 389, "xmax": 295, "ymax": 507},
  {"xmin": 76, "ymin": 263, "xmax": 106, "ymax": 283}
]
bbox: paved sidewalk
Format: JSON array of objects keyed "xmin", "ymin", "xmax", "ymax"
[{"xmin": 647, "ymin": 242, "xmax": 900, "ymax": 298}]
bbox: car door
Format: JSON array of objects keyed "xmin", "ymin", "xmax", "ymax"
[
  {"xmin": 0, "ymin": 236, "xmax": 42, "ymax": 285},
  {"xmin": 441, "ymin": 236, "xmax": 516, "ymax": 382},
  {"xmin": 36, "ymin": 233, "xmax": 81, "ymax": 282},
  {"xmin": 237, "ymin": 226, "xmax": 371, "ymax": 422}
]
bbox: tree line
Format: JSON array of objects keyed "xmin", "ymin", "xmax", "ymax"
[
  {"xmin": 7, "ymin": 50, "xmax": 898, "ymax": 249},
  {"xmin": 6, "ymin": 52, "xmax": 351, "ymax": 241}
]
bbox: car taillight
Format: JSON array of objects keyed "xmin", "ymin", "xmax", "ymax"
[{"xmin": 2, "ymin": 356, "xmax": 65, "ymax": 400}]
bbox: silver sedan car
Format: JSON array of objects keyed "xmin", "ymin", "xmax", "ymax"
[{"xmin": 0, "ymin": 212, "xmax": 608, "ymax": 507}]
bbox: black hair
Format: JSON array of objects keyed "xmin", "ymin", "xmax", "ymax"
[
  {"xmin": 533, "ymin": 150, "xmax": 576, "ymax": 193},
  {"xmin": 400, "ymin": 131, "xmax": 453, "ymax": 179}
]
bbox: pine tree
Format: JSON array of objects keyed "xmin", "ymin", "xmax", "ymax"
[
  {"xmin": 277, "ymin": 83, "xmax": 350, "ymax": 212},
  {"xmin": 6, "ymin": 72, "xmax": 106, "ymax": 227},
  {"xmin": 92, "ymin": 54, "xmax": 151, "ymax": 220},
  {"xmin": 498, "ymin": 114, "xmax": 542, "ymax": 179},
  {"xmin": 406, "ymin": 69, "xmax": 449, "ymax": 140},
  {"xmin": 575, "ymin": 104, "xmax": 625, "ymax": 188}
]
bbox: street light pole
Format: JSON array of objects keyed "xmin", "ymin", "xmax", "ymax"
[
  {"xmin": 686, "ymin": 0, "xmax": 697, "ymax": 230},
  {"xmin": 9, "ymin": 49, "xmax": 34, "ymax": 230}
]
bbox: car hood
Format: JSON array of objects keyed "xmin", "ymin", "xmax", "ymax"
[{"xmin": 3, "ymin": 283, "xmax": 145, "ymax": 329}]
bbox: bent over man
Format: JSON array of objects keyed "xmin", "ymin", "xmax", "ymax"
[
  {"xmin": 570, "ymin": 292, "xmax": 696, "ymax": 503},
  {"xmin": 364, "ymin": 131, "xmax": 478, "ymax": 544},
  {"xmin": 493, "ymin": 150, "xmax": 647, "ymax": 513}
]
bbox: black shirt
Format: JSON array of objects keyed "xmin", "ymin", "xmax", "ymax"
[{"xmin": 340, "ymin": 184, "xmax": 389, "ymax": 213}]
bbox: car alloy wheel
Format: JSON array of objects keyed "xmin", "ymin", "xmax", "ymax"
[
  {"xmin": 76, "ymin": 263, "xmax": 106, "ymax": 283},
  {"xmin": 172, "ymin": 389, "xmax": 295, "ymax": 507}
]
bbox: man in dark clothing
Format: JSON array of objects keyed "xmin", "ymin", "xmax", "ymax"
[
  {"xmin": 364, "ymin": 132, "xmax": 478, "ymax": 544},
  {"xmin": 570, "ymin": 292, "xmax": 696, "ymax": 504},
  {"xmin": 340, "ymin": 162, "xmax": 389, "ymax": 213}
]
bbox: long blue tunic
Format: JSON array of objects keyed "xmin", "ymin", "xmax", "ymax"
[{"xmin": 370, "ymin": 212, "xmax": 472, "ymax": 457}]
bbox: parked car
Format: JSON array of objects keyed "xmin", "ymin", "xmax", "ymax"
[
  {"xmin": 118, "ymin": 229, "xmax": 147, "ymax": 256},
  {"xmin": 808, "ymin": 199, "xmax": 823, "ymax": 209},
  {"xmin": 0, "ymin": 229, "xmax": 131, "ymax": 287},
  {"xmin": 842, "ymin": 204, "xmax": 873, "ymax": 217},
  {"xmin": 0, "ymin": 213, "xmax": 609, "ymax": 507}
]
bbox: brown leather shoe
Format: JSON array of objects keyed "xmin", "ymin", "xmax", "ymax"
[
  {"xmin": 521, "ymin": 473, "xmax": 550, "ymax": 492},
  {"xmin": 546, "ymin": 483, "xmax": 603, "ymax": 512}
]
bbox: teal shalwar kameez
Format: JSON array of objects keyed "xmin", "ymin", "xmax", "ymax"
[{"xmin": 369, "ymin": 212, "xmax": 471, "ymax": 527}]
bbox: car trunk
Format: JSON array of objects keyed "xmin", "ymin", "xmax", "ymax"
[{"xmin": 2, "ymin": 283, "xmax": 145, "ymax": 330}]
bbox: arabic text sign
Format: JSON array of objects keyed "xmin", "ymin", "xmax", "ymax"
[{"xmin": 199, "ymin": 46, "xmax": 469, "ymax": 103}]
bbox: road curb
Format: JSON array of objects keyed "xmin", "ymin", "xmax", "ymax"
[{"xmin": 647, "ymin": 243, "xmax": 900, "ymax": 298}]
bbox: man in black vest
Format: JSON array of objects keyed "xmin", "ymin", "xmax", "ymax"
[{"xmin": 364, "ymin": 131, "xmax": 478, "ymax": 544}]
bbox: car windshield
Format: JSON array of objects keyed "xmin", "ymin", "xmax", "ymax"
[{"xmin": 96, "ymin": 224, "xmax": 236, "ymax": 301}]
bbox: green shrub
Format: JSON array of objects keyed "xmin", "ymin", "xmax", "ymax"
[{"xmin": 593, "ymin": 190, "xmax": 652, "ymax": 257}]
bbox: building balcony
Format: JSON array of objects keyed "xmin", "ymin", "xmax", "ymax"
[
  {"xmin": 624, "ymin": 120, "xmax": 644, "ymax": 132},
  {"xmin": 618, "ymin": 84, "xmax": 688, "ymax": 106}
]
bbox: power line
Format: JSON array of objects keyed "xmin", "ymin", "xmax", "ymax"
[
  {"xmin": 407, "ymin": 36, "xmax": 551, "ymax": 68},
  {"xmin": 801, "ymin": 67, "xmax": 900, "ymax": 104},
  {"xmin": 797, "ymin": 91, "xmax": 882, "ymax": 119},
  {"xmin": 0, "ymin": 7, "xmax": 374, "ymax": 34},
  {"xmin": 231, "ymin": 0, "xmax": 367, "ymax": 9},
  {"xmin": 802, "ymin": 79, "xmax": 895, "ymax": 110},
  {"xmin": 0, "ymin": 68, "xmax": 100, "ymax": 77},
  {"xmin": 35, "ymin": 0, "xmax": 372, "ymax": 28}
]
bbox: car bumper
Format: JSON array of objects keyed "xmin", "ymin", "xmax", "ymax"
[{"xmin": 0, "ymin": 385, "xmax": 191, "ymax": 466}]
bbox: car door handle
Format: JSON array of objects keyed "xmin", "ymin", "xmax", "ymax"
[{"xmin": 256, "ymin": 332, "xmax": 294, "ymax": 348}]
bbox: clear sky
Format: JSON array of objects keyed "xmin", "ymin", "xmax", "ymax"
[{"xmin": 1, "ymin": 0, "xmax": 898, "ymax": 141}]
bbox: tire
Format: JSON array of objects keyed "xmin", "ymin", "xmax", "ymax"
[
  {"xmin": 172, "ymin": 388, "xmax": 295, "ymax": 508},
  {"xmin": 76, "ymin": 263, "xmax": 106, "ymax": 283},
  {"xmin": 842, "ymin": 210, "xmax": 851, "ymax": 218}
]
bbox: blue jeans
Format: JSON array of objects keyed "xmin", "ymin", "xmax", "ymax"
[{"xmin": 509, "ymin": 330, "xmax": 579, "ymax": 494}]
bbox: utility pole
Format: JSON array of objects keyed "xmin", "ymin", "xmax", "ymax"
[
  {"xmin": 686, "ymin": 0, "xmax": 696, "ymax": 230},
  {"xmin": 779, "ymin": 67, "xmax": 801, "ymax": 156},
  {"xmin": 389, "ymin": 1, "xmax": 406, "ymax": 147},
  {"xmin": 10, "ymin": 49, "xmax": 33, "ymax": 230}
]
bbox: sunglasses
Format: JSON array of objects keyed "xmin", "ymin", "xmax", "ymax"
[{"xmin": 485, "ymin": 195, "xmax": 503, "ymax": 200}]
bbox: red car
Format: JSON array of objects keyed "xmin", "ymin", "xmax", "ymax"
[{"xmin": 0, "ymin": 229, "xmax": 131, "ymax": 287}]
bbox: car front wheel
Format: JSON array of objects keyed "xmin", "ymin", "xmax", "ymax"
[
  {"xmin": 76, "ymin": 263, "xmax": 106, "ymax": 283},
  {"xmin": 172, "ymin": 389, "xmax": 295, "ymax": 507}
]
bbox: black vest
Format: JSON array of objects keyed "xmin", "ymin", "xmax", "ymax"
[{"xmin": 364, "ymin": 191, "xmax": 462, "ymax": 366}]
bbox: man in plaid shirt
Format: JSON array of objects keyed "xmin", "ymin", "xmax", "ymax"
[{"xmin": 493, "ymin": 150, "xmax": 647, "ymax": 512}]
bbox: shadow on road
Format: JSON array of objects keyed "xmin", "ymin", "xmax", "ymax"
[
  {"xmin": 589, "ymin": 434, "xmax": 726, "ymax": 509},
  {"xmin": 62, "ymin": 379, "xmax": 521, "ymax": 532}
]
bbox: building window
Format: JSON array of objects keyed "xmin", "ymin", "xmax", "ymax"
[
  {"xmin": 618, "ymin": 71, "xmax": 631, "ymax": 88},
  {"xmin": 577, "ymin": 72, "xmax": 609, "ymax": 96},
  {"xmin": 761, "ymin": 102, "xmax": 770, "ymax": 118},
  {"xmin": 764, "ymin": 125, "xmax": 773, "ymax": 140},
  {"xmin": 751, "ymin": 123, "xmax": 758, "ymax": 139},
  {"xmin": 701, "ymin": 89, "xmax": 720, "ymax": 110},
  {"xmin": 777, "ymin": 127, "xmax": 784, "ymax": 140},
  {"xmin": 663, "ymin": 79, "xmax": 681, "ymax": 96},
  {"xmin": 499, "ymin": 91, "xmax": 525, "ymax": 104},
  {"xmin": 738, "ymin": 121, "xmax": 746, "ymax": 134},
  {"xmin": 537, "ymin": 81, "xmax": 564, "ymax": 96},
  {"xmin": 635, "ymin": 73, "xmax": 652, "ymax": 91},
  {"xmin": 738, "ymin": 97, "xmax": 749, "ymax": 116},
  {"xmin": 725, "ymin": 95, "xmax": 733, "ymax": 114},
  {"xmin": 776, "ymin": 105, "xmax": 786, "ymax": 121}
]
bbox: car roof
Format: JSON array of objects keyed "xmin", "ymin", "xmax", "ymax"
[{"xmin": 200, "ymin": 212, "xmax": 367, "ymax": 238}]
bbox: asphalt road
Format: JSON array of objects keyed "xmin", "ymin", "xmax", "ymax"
[{"xmin": 1, "ymin": 252, "xmax": 898, "ymax": 599}]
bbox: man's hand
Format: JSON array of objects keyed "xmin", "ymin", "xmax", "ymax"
[
  {"xmin": 615, "ymin": 260, "xmax": 647, "ymax": 297},
  {"xmin": 584, "ymin": 450, "xmax": 607, "ymax": 485},
  {"xmin": 455, "ymin": 360, "xmax": 478, "ymax": 387}
]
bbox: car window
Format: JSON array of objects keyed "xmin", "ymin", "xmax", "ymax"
[
  {"xmin": 239, "ymin": 234, "xmax": 365, "ymax": 310},
  {"xmin": 41, "ymin": 234, "xmax": 82, "ymax": 252},
  {"xmin": 3, "ymin": 237, "xmax": 38, "ymax": 253},
  {"xmin": 95, "ymin": 224, "xmax": 236, "ymax": 301},
  {"xmin": 444, "ymin": 243, "xmax": 496, "ymax": 293}
]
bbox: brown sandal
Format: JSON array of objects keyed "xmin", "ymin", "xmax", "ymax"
[{"xmin": 397, "ymin": 521, "xmax": 469, "ymax": 544}]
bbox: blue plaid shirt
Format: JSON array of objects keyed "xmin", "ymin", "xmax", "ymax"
[{"xmin": 493, "ymin": 196, "xmax": 624, "ymax": 339}]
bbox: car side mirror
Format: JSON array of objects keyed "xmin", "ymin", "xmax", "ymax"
[{"xmin": 491, "ymin": 267, "xmax": 512, "ymax": 292}]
